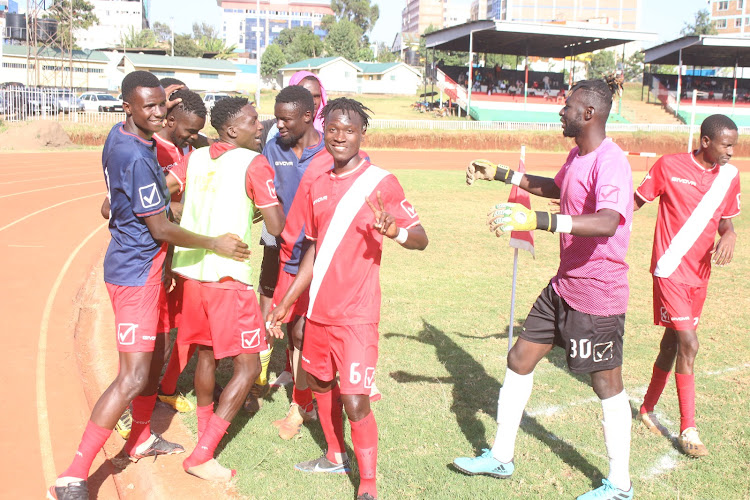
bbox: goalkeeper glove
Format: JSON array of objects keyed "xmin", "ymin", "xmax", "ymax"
[
  {"xmin": 487, "ymin": 203, "xmax": 561, "ymax": 235},
  {"xmin": 466, "ymin": 159, "xmax": 516, "ymax": 185}
]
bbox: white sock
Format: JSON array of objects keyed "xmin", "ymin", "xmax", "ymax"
[
  {"xmin": 601, "ymin": 390, "xmax": 632, "ymax": 491},
  {"xmin": 491, "ymin": 368, "xmax": 534, "ymax": 463}
]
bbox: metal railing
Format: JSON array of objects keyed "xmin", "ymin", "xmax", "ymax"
[{"xmin": 1, "ymin": 86, "xmax": 125, "ymax": 124}]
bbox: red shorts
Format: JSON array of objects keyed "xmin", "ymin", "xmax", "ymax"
[
  {"xmin": 272, "ymin": 268, "xmax": 309, "ymax": 323},
  {"xmin": 166, "ymin": 276, "xmax": 184, "ymax": 330},
  {"xmin": 302, "ymin": 320, "xmax": 379, "ymax": 395},
  {"xmin": 653, "ymin": 276, "xmax": 707, "ymax": 331},
  {"xmin": 106, "ymin": 282, "xmax": 170, "ymax": 353},
  {"xmin": 179, "ymin": 278, "xmax": 267, "ymax": 359}
]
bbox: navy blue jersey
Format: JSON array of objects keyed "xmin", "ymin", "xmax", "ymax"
[{"xmin": 103, "ymin": 123, "xmax": 170, "ymax": 286}]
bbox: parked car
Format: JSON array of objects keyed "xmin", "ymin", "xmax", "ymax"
[
  {"xmin": 54, "ymin": 91, "xmax": 84, "ymax": 114},
  {"xmin": 80, "ymin": 92, "xmax": 123, "ymax": 112},
  {"xmin": 203, "ymin": 92, "xmax": 230, "ymax": 110},
  {"xmin": 26, "ymin": 88, "xmax": 54, "ymax": 115}
]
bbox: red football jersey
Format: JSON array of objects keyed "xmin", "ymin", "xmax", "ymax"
[
  {"xmin": 154, "ymin": 133, "xmax": 193, "ymax": 202},
  {"xmin": 636, "ymin": 152, "xmax": 741, "ymax": 286},
  {"xmin": 304, "ymin": 161, "xmax": 420, "ymax": 326}
]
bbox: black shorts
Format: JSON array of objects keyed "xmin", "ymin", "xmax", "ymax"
[
  {"xmin": 520, "ymin": 282, "xmax": 625, "ymax": 374},
  {"xmin": 258, "ymin": 246, "xmax": 280, "ymax": 298}
]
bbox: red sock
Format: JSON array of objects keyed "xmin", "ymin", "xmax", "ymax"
[
  {"xmin": 641, "ymin": 364, "xmax": 671, "ymax": 413},
  {"xmin": 350, "ymin": 411, "xmax": 378, "ymax": 498},
  {"xmin": 124, "ymin": 394, "xmax": 157, "ymax": 455},
  {"xmin": 196, "ymin": 403, "xmax": 214, "ymax": 440},
  {"xmin": 160, "ymin": 343, "xmax": 197, "ymax": 395},
  {"xmin": 675, "ymin": 372, "xmax": 696, "ymax": 432},
  {"xmin": 293, "ymin": 386, "xmax": 314, "ymax": 413},
  {"xmin": 314, "ymin": 385, "xmax": 346, "ymax": 461},
  {"xmin": 183, "ymin": 413, "xmax": 230, "ymax": 470},
  {"xmin": 60, "ymin": 420, "xmax": 111, "ymax": 480}
]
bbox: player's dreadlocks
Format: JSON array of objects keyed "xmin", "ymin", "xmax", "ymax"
[
  {"xmin": 700, "ymin": 114, "xmax": 737, "ymax": 140},
  {"xmin": 211, "ymin": 96, "xmax": 249, "ymax": 131},
  {"xmin": 569, "ymin": 76, "xmax": 623, "ymax": 118},
  {"xmin": 121, "ymin": 70, "xmax": 161, "ymax": 102},
  {"xmin": 276, "ymin": 85, "xmax": 315, "ymax": 115},
  {"xmin": 321, "ymin": 97, "xmax": 372, "ymax": 130},
  {"xmin": 171, "ymin": 88, "xmax": 207, "ymax": 118}
]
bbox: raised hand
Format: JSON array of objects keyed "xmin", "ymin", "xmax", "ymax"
[
  {"xmin": 163, "ymin": 83, "xmax": 185, "ymax": 111},
  {"xmin": 212, "ymin": 233, "xmax": 251, "ymax": 261},
  {"xmin": 466, "ymin": 159, "xmax": 512, "ymax": 185},
  {"xmin": 365, "ymin": 191, "xmax": 398, "ymax": 238},
  {"xmin": 487, "ymin": 203, "xmax": 537, "ymax": 235}
]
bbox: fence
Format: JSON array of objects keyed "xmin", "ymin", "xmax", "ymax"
[{"xmin": 1, "ymin": 86, "xmax": 125, "ymax": 124}]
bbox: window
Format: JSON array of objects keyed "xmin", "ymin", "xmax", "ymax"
[
  {"xmin": 718, "ymin": 1, "xmax": 729, "ymax": 10},
  {"xmin": 391, "ymin": 75, "xmax": 396, "ymax": 81},
  {"xmin": 200, "ymin": 73, "xmax": 219, "ymax": 79},
  {"xmin": 736, "ymin": 17, "xmax": 743, "ymax": 26},
  {"xmin": 739, "ymin": 0, "xmax": 744, "ymax": 8},
  {"xmin": 152, "ymin": 71, "xmax": 175, "ymax": 77},
  {"xmin": 716, "ymin": 18, "xmax": 728, "ymax": 28}
]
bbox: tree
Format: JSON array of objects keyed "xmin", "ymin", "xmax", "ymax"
[
  {"xmin": 418, "ymin": 25, "xmax": 467, "ymax": 67},
  {"xmin": 325, "ymin": 20, "xmax": 362, "ymax": 61},
  {"xmin": 322, "ymin": 0, "xmax": 379, "ymax": 38},
  {"xmin": 192, "ymin": 22, "xmax": 220, "ymax": 41},
  {"xmin": 586, "ymin": 50, "xmax": 616, "ymax": 79},
  {"xmin": 173, "ymin": 33, "xmax": 202, "ymax": 57},
  {"xmin": 275, "ymin": 26, "xmax": 324, "ymax": 63},
  {"xmin": 196, "ymin": 36, "xmax": 238, "ymax": 59},
  {"xmin": 120, "ymin": 26, "xmax": 158, "ymax": 49},
  {"xmin": 261, "ymin": 43, "xmax": 286, "ymax": 78},
  {"xmin": 681, "ymin": 9, "xmax": 718, "ymax": 36},
  {"xmin": 45, "ymin": 0, "xmax": 98, "ymax": 50},
  {"xmin": 375, "ymin": 42, "xmax": 398, "ymax": 63},
  {"xmin": 152, "ymin": 21, "xmax": 172, "ymax": 44},
  {"xmin": 624, "ymin": 50, "xmax": 645, "ymax": 82},
  {"xmin": 358, "ymin": 45, "xmax": 374, "ymax": 62}
]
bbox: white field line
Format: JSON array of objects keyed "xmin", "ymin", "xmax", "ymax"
[
  {"xmin": 0, "ymin": 180, "xmax": 101, "ymax": 199},
  {"xmin": 0, "ymin": 166, "xmax": 94, "ymax": 177},
  {"xmin": 643, "ymin": 450, "xmax": 681, "ymax": 479},
  {"xmin": 0, "ymin": 193, "xmax": 103, "ymax": 232},
  {"xmin": 0, "ymin": 172, "xmax": 98, "ymax": 185}
]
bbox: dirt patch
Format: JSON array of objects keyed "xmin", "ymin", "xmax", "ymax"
[{"xmin": 0, "ymin": 120, "xmax": 73, "ymax": 150}]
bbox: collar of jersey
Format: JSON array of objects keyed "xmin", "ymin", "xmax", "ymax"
[
  {"xmin": 153, "ymin": 132, "xmax": 182, "ymax": 155},
  {"xmin": 330, "ymin": 158, "xmax": 367, "ymax": 179},
  {"xmin": 690, "ymin": 151, "xmax": 717, "ymax": 172},
  {"xmin": 117, "ymin": 123, "xmax": 155, "ymax": 147}
]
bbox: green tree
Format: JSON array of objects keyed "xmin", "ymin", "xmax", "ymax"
[
  {"xmin": 261, "ymin": 43, "xmax": 286, "ymax": 78},
  {"xmin": 173, "ymin": 33, "xmax": 202, "ymax": 57},
  {"xmin": 45, "ymin": 0, "xmax": 98, "ymax": 50},
  {"xmin": 152, "ymin": 21, "xmax": 172, "ymax": 44},
  {"xmin": 586, "ymin": 50, "xmax": 616, "ymax": 79},
  {"xmin": 419, "ymin": 25, "xmax": 467, "ymax": 67},
  {"xmin": 624, "ymin": 50, "xmax": 645, "ymax": 82},
  {"xmin": 275, "ymin": 26, "xmax": 324, "ymax": 63},
  {"xmin": 358, "ymin": 45, "xmax": 374, "ymax": 61},
  {"xmin": 325, "ymin": 20, "xmax": 362, "ymax": 61},
  {"xmin": 375, "ymin": 42, "xmax": 398, "ymax": 63},
  {"xmin": 192, "ymin": 22, "xmax": 220, "ymax": 41},
  {"xmin": 196, "ymin": 36, "xmax": 237, "ymax": 59},
  {"xmin": 322, "ymin": 0, "xmax": 379, "ymax": 37},
  {"xmin": 120, "ymin": 27, "xmax": 158, "ymax": 49},
  {"xmin": 681, "ymin": 9, "xmax": 718, "ymax": 36}
]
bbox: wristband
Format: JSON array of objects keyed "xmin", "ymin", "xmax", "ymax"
[
  {"xmin": 493, "ymin": 166, "xmax": 516, "ymax": 184},
  {"xmin": 534, "ymin": 212, "xmax": 572, "ymax": 233},
  {"xmin": 510, "ymin": 170, "xmax": 524, "ymax": 186},
  {"xmin": 393, "ymin": 227, "xmax": 408, "ymax": 244}
]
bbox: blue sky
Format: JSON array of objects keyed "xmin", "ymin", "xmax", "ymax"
[{"xmin": 148, "ymin": 0, "xmax": 709, "ymax": 48}]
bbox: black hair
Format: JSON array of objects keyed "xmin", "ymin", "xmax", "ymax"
[
  {"xmin": 210, "ymin": 96, "xmax": 249, "ymax": 131},
  {"xmin": 121, "ymin": 70, "xmax": 161, "ymax": 102},
  {"xmin": 275, "ymin": 85, "xmax": 314, "ymax": 115},
  {"xmin": 159, "ymin": 77, "xmax": 186, "ymax": 88},
  {"xmin": 171, "ymin": 88, "xmax": 206, "ymax": 118},
  {"xmin": 321, "ymin": 97, "xmax": 372, "ymax": 130},
  {"xmin": 301, "ymin": 75, "xmax": 320, "ymax": 85},
  {"xmin": 700, "ymin": 114, "xmax": 738, "ymax": 140},
  {"xmin": 569, "ymin": 75, "xmax": 622, "ymax": 118}
]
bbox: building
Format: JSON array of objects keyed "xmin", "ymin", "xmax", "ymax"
[
  {"xmin": 487, "ymin": 0, "xmax": 641, "ymax": 30},
  {"xmin": 709, "ymin": 0, "xmax": 750, "ymax": 35},
  {"xmin": 402, "ymin": 0, "xmax": 445, "ymax": 34},
  {"xmin": 354, "ymin": 61, "xmax": 422, "ymax": 94},
  {"xmin": 117, "ymin": 53, "xmax": 240, "ymax": 91},
  {"xmin": 444, "ymin": 1, "xmax": 470, "ymax": 28},
  {"xmin": 470, "ymin": 0, "xmax": 488, "ymax": 21},
  {"xmin": 218, "ymin": 0, "xmax": 333, "ymax": 60},
  {"xmin": 75, "ymin": 0, "xmax": 147, "ymax": 50},
  {"xmin": 279, "ymin": 56, "xmax": 360, "ymax": 91},
  {"xmin": 0, "ymin": 44, "xmax": 110, "ymax": 89}
]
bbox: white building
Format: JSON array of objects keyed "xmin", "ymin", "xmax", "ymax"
[
  {"xmin": 75, "ymin": 0, "xmax": 145, "ymax": 50},
  {"xmin": 444, "ymin": 0, "xmax": 470, "ymax": 28},
  {"xmin": 117, "ymin": 53, "xmax": 240, "ymax": 92},
  {"xmin": 280, "ymin": 56, "xmax": 360, "ymax": 92}
]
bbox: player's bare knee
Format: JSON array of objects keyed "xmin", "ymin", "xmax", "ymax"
[
  {"xmin": 116, "ymin": 369, "xmax": 150, "ymax": 399},
  {"xmin": 677, "ymin": 333, "xmax": 699, "ymax": 360},
  {"xmin": 233, "ymin": 353, "xmax": 261, "ymax": 382},
  {"xmin": 342, "ymin": 394, "xmax": 370, "ymax": 422},
  {"xmin": 590, "ymin": 369, "xmax": 623, "ymax": 400},
  {"xmin": 507, "ymin": 348, "xmax": 534, "ymax": 375}
]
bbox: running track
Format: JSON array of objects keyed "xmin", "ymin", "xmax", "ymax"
[{"xmin": 2, "ymin": 149, "xmax": 747, "ymax": 498}]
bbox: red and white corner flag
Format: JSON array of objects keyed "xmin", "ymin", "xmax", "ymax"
[{"xmin": 508, "ymin": 146, "xmax": 535, "ymax": 258}]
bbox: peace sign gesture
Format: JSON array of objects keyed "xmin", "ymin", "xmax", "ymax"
[{"xmin": 365, "ymin": 191, "xmax": 398, "ymax": 238}]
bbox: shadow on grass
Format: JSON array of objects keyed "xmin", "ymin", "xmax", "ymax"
[{"xmin": 386, "ymin": 318, "xmax": 602, "ymax": 485}]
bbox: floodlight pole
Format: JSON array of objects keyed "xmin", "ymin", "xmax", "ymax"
[
  {"xmin": 255, "ymin": 0, "xmax": 261, "ymax": 110},
  {"xmin": 676, "ymin": 48, "xmax": 682, "ymax": 117},
  {"xmin": 688, "ymin": 89, "xmax": 697, "ymax": 152},
  {"xmin": 467, "ymin": 30, "xmax": 474, "ymax": 119},
  {"xmin": 732, "ymin": 56, "xmax": 738, "ymax": 116}
]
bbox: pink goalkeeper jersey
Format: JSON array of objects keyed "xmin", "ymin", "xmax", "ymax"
[
  {"xmin": 551, "ymin": 138, "xmax": 633, "ymax": 316},
  {"xmin": 304, "ymin": 160, "xmax": 421, "ymax": 326},
  {"xmin": 635, "ymin": 152, "xmax": 741, "ymax": 286}
]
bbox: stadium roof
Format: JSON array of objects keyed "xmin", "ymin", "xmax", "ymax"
[
  {"xmin": 281, "ymin": 56, "xmax": 361, "ymax": 72},
  {"xmin": 353, "ymin": 62, "xmax": 420, "ymax": 76},
  {"xmin": 644, "ymin": 35, "xmax": 750, "ymax": 67},
  {"xmin": 424, "ymin": 20, "xmax": 657, "ymax": 58}
]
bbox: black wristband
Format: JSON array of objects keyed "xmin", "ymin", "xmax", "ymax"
[
  {"xmin": 493, "ymin": 166, "xmax": 516, "ymax": 184},
  {"xmin": 535, "ymin": 212, "xmax": 556, "ymax": 232}
]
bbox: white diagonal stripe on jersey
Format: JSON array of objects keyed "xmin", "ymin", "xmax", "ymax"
[
  {"xmin": 655, "ymin": 163, "xmax": 738, "ymax": 278},
  {"xmin": 307, "ymin": 165, "xmax": 390, "ymax": 317}
]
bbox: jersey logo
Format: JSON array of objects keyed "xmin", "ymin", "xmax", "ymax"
[
  {"xmin": 117, "ymin": 323, "xmax": 137, "ymax": 345},
  {"xmin": 313, "ymin": 195, "xmax": 328, "ymax": 205},
  {"xmin": 139, "ymin": 183, "xmax": 161, "ymax": 209},
  {"xmin": 593, "ymin": 342, "xmax": 614, "ymax": 362},
  {"xmin": 266, "ymin": 179, "xmax": 276, "ymax": 198},
  {"xmin": 364, "ymin": 367, "xmax": 376, "ymax": 389},
  {"xmin": 241, "ymin": 328, "xmax": 262, "ymax": 349},
  {"xmin": 275, "ymin": 161, "xmax": 294, "ymax": 166},
  {"xmin": 671, "ymin": 176, "xmax": 697, "ymax": 187},
  {"xmin": 660, "ymin": 307, "xmax": 671, "ymax": 323},
  {"xmin": 400, "ymin": 199, "xmax": 417, "ymax": 218},
  {"xmin": 598, "ymin": 185, "xmax": 620, "ymax": 204}
]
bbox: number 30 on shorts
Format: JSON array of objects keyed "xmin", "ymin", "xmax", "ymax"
[
  {"xmin": 569, "ymin": 339, "xmax": 592, "ymax": 359},
  {"xmin": 349, "ymin": 362, "xmax": 375, "ymax": 389}
]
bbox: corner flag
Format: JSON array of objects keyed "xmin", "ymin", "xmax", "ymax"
[{"xmin": 508, "ymin": 149, "xmax": 535, "ymax": 257}]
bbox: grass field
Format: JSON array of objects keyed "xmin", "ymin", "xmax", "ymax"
[{"xmin": 170, "ymin": 169, "xmax": 750, "ymax": 500}]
